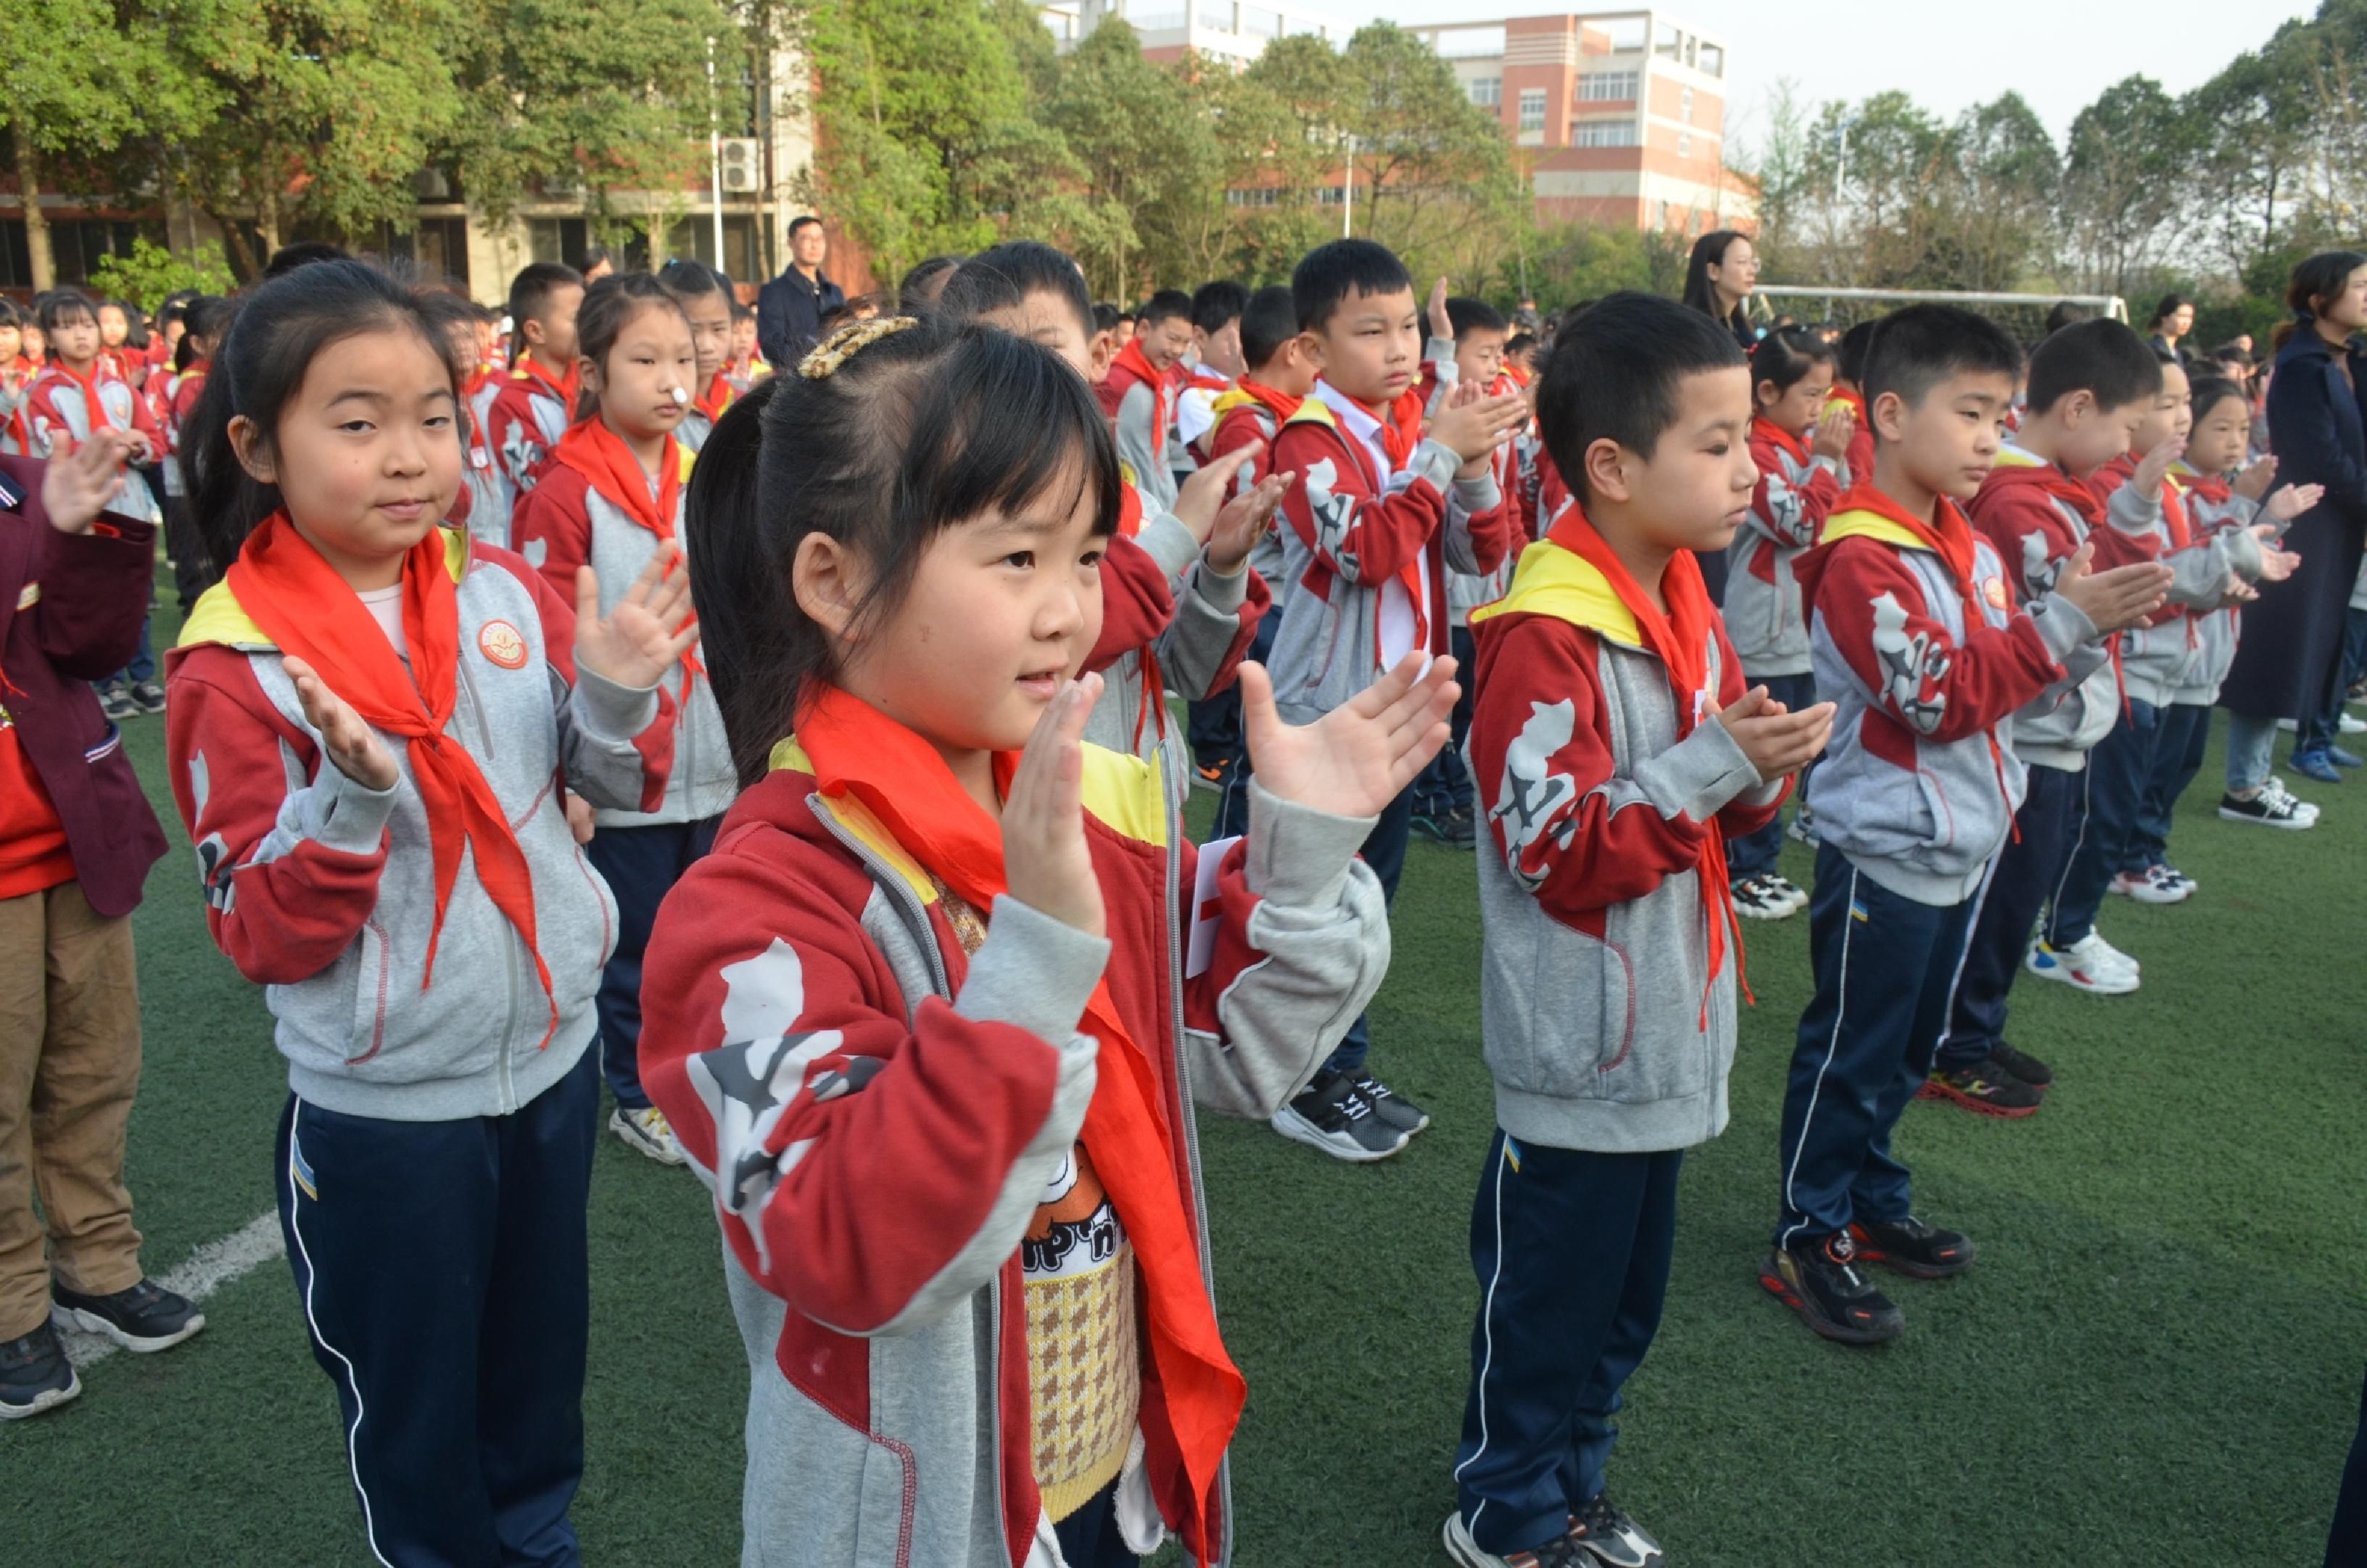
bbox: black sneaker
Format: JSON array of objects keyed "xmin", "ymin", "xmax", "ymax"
[
  {"xmin": 1442, "ymin": 1511, "xmax": 1591, "ymax": 1568},
  {"xmin": 1731, "ymin": 874, "xmax": 1790, "ymax": 921},
  {"xmin": 0, "ymin": 1321, "xmax": 80, "ymax": 1420},
  {"xmin": 129, "ymin": 679, "xmax": 167, "ymax": 714},
  {"xmin": 1271, "ymin": 1068, "xmax": 1409, "ymax": 1162},
  {"xmin": 1352, "ymin": 1070, "xmax": 1431, "ymax": 1135},
  {"xmin": 1439, "ymin": 804, "xmax": 1477, "ymax": 848},
  {"xmin": 1569, "ymin": 1491, "xmax": 1662, "ymax": 1568},
  {"xmin": 1847, "ymin": 1216, "xmax": 1976, "ymax": 1279},
  {"xmin": 98, "ymin": 685, "xmax": 140, "ymax": 722},
  {"xmin": 1759, "ymin": 1231, "xmax": 1904, "ymax": 1344},
  {"xmin": 50, "ymin": 1278, "xmax": 205, "ymax": 1353},
  {"xmin": 1988, "ymin": 1040, "xmax": 2054, "ymax": 1088},
  {"xmin": 2218, "ymin": 789, "xmax": 2315, "ymax": 829},
  {"xmin": 1410, "ymin": 810, "xmax": 1451, "ymax": 844},
  {"xmin": 1922, "ymin": 1056, "xmax": 2044, "ymax": 1118}
]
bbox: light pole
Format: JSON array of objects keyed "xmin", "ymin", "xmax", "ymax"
[{"xmin": 706, "ymin": 36, "xmax": 726, "ymax": 272}]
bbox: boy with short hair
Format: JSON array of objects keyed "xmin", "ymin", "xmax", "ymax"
[
  {"xmin": 1413, "ymin": 294, "xmax": 1524, "ymax": 849},
  {"xmin": 1191, "ymin": 284, "xmax": 1321, "ymax": 834},
  {"xmin": 1267, "ymin": 239, "xmax": 1527, "ymax": 1160},
  {"xmin": 1446, "ymin": 292, "xmax": 1825, "ymax": 1568},
  {"xmin": 484, "ymin": 261, "xmax": 584, "ymax": 516},
  {"xmin": 1764, "ymin": 305, "xmax": 2168, "ymax": 1340},
  {"xmin": 1178, "ymin": 280, "xmax": 1249, "ymax": 458},
  {"xmin": 1102, "ymin": 288, "xmax": 1194, "ymax": 513}
]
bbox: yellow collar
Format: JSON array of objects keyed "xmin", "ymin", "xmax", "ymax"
[{"xmin": 1467, "ymin": 537, "xmax": 1641, "ymax": 646}]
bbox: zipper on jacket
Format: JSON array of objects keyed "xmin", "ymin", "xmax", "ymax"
[
  {"xmin": 497, "ymin": 922, "xmax": 523, "ymax": 1112},
  {"xmin": 455, "ymin": 644, "xmax": 497, "ymax": 759}
]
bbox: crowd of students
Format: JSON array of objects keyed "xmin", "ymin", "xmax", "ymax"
[{"xmin": 2, "ymin": 226, "xmax": 2363, "ymax": 1568}]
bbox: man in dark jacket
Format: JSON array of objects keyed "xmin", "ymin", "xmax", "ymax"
[
  {"xmin": 0, "ymin": 437, "xmax": 199, "ymax": 1422},
  {"xmin": 756, "ymin": 215, "xmax": 846, "ymax": 371}
]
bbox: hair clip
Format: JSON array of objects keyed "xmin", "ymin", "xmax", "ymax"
[{"xmin": 799, "ymin": 315, "xmax": 920, "ymax": 379}]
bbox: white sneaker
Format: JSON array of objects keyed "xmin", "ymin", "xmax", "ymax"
[
  {"xmin": 2276, "ymin": 717, "xmax": 2300, "ymax": 733},
  {"xmin": 2147, "ymin": 864, "xmax": 2197, "ymax": 900},
  {"xmin": 1763, "ymin": 872, "xmax": 1812, "ymax": 914},
  {"xmin": 2108, "ymin": 868, "xmax": 2186, "ymax": 905},
  {"xmin": 610, "ymin": 1105, "xmax": 686, "ymax": 1165},
  {"xmin": 2265, "ymin": 777, "xmax": 2321, "ymax": 822},
  {"xmin": 2083, "ymin": 931, "xmax": 2141, "ymax": 975},
  {"xmin": 2025, "ymin": 933, "xmax": 2140, "ymax": 994}
]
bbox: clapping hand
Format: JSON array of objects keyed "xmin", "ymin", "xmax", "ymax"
[
  {"xmin": 1239, "ymin": 651, "xmax": 1459, "ymax": 820},
  {"xmin": 2052, "ymin": 542, "xmax": 2173, "ymax": 634},
  {"xmin": 574, "ymin": 541, "xmax": 701, "ymax": 690},
  {"xmin": 1717, "ymin": 686, "xmax": 1835, "ymax": 780},
  {"xmin": 2264, "ymin": 482, "xmax": 2323, "ymax": 523},
  {"xmin": 1001, "ymin": 673, "xmax": 1107, "ymax": 938},
  {"xmin": 2233, "ymin": 453, "xmax": 2278, "ymax": 502},
  {"xmin": 2131, "ymin": 438, "xmax": 2183, "ymax": 503},
  {"xmin": 283, "ymin": 656, "xmax": 400, "ymax": 793},
  {"xmin": 38, "ymin": 429, "xmax": 134, "ymax": 535},
  {"xmin": 1207, "ymin": 468, "xmax": 1294, "ymax": 574}
]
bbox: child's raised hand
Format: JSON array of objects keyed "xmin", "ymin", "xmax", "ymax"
[
  {"xmin": 2052, "ymin": 542, "xmax": 2172, "ymax": 635},
  {"xmin": 282, "ymin": 655, "xmax": 399, "ymax": 792},
  {"xmin": 2265, "ymin": 482, "xmax": 2323, "ymax": 522},
  {"xmin": 2131, "ymin": 437, "xmax": 2183, "ymax": 502},
  {"xmin": 2233, "ymin": 453, "xmax": 2279, "ymax": 501},
  {"xmin": 1171, "ymin": 446, "xmax": 1245, "ymax": 545},
  {"xmin": 1208, "ymin": 470, "xmax": 1292, "ymax": 574},
  {"xmin": 1002, "ymin": 674, "xmax": 1107, "ymax": 939},
  {"xmin": 1427, "ymin": 276, "xmax": 1453, "ymax": 344},
  {"xmin": 1716, "ymin": 685, "xmax": 1835, "ymax": 780},
  {"xmin": 1429, "ymin": 389, "xmax": 1528, "ymax": 466},
  {"xmin": 38, "ymin": 429, "xmax": 133, "ymax": 535},
  {"xmin": 2247, "ymin": 524, "xmax": 2302, "ymax": 584},
  {"xmin": 1811, "ymin": 403, "xmax": 1855, "ymax": 461},
  {"xmin": 1239, "ymin": 651, "xmax": 1458, "ymax": 821},
  {"xmin": 574, "ymin": 541, "xmax": 700, "ymax": 690}
]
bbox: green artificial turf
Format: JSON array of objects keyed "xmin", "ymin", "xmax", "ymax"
[{"xmin": 5, "ymin": 575, "xmax": 2360, "ymax": 1564}]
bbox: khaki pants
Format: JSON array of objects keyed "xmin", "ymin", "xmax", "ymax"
[{"xmin": 0, "ymin": 880, "xmax": 145, "ymax": 1340}]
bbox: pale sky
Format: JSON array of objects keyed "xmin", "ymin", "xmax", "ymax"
[{"xmin": 1357, "ymin": 0, "xmax": 2316, "ymax": 148}]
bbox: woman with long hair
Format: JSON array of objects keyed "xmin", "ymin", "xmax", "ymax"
[
  {"xmin": 2221, "ymin": 251, "xmax": 2367, "ymax": 801},
  {"xmin": 2147, "ymin": 293, "xmax": 2195, "ymax": 366},
  {"xmin": 1682, "ymin": 229, "xmax": 1759, "ymax": 352}
]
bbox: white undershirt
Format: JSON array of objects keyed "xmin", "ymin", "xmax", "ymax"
[{"xmin": 357, "ymin": 584, "xmax": 406, "ymax": 656}]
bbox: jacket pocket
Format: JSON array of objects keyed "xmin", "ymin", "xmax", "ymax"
[{"xmin": 344, "ymin": 918, "xmax": 394, "ymax": 1065}]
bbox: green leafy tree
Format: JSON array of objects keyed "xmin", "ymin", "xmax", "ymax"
[
  {"xmin": 2060, "ymin": 75, "xmax": 2195, "ymax": 293},
  {"xmin": 1935, "ymin": 92, "xmax": 2060, "ymax": 292},
  {"xmin": 86, "ymin": 236, "xmax": 237, "ymax": 307},
  {"xmin": 1048, "ymin": 22, "xmax": 1219, "ymax": 297},
  {"xmin": 1330, "ymin": 23, "xmax": 1519, "ymax": 278},
  {"xmin": 0, "ymin": 0, "xmax": 218, "ymax": 290}
]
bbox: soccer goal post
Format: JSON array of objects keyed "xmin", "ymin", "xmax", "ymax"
[{"xmin": 1752, "ymin": 286, "xmax": 2128, "ymax": 342}]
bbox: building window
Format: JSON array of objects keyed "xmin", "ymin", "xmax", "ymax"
[
  {"xmin": 1578, "ymin": 70, "xmax": 1638, "ymax": 102},
  {"xmin": 0, "ymin": 218, "xmax": 162, "ymax": 289},
  {"xmin": 1573, "ymin": 121, "xmax": 1638, "ymax": 148},
  {"xmin": 661, "ymin": 215, "xmax": 763, "ymax": 286},
  {"xmin": 1468, "ymin": 76, "xmax": 1501, "ymax": 108},
  {"xmin": 1677, "ymin": 132, "xmax": 1691, "ymax": 159},
  {"xmin": 1226, "ymin": 187, "xmax": 1283, "ymax": 207},
  {"xmin": 529, "ymin": 217, "xmax": 593, "ymax": 269},
  {"xmin": 1681, "ymin": 86, "xmax": 1695, "ymax": 123},
  {"xmin": 1517, "ymin": 88, "xmax": 1546, "ymax": 132}
]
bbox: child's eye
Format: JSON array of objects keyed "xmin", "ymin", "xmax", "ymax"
[
  {"xmin": 337, "ymin": 419, "xmax": 375, "ymax": 434},
  {"xmin": 1079, "ymin": 548, "xmax": 1105, "ymax": 569},
  {"xmin": 1002, "ymin": 550, "xmax": 1035, "ymax": 569},
  {"xmin": 424, "ymin": 413, "xmax": 455, "ymax": 429}
]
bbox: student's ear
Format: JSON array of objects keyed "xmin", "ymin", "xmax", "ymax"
[
  {"xmin": 1755, "ymin": 378, "xmax": 1779, "ymax": 409},
  {"xmin": 793, "ymin": 532, "xmax": 869, "ymax": 646},
  {"xmin": 2059, "ymin": 389, "xmax": 2094, "ymax": 428},
  {"xmin": 1296, "ymin": 331, "xmax": 1325, "ymax": 374},
  {"xmin": 1582, "ymin": 436, "xmax": 1632, "ymax": 504},
  {"xmin": 227, "ymin": 415, "xmax": 276, "ymax": 484},
  {"xmin": 1089, "ymin": 331, "xmax": 1115, "ymax": 383},
  {"xmin": 522, "ymin": 317, "xmax": 548, "ymax": 350},
  {"xmin": 577, "ymin": 354, "xmax": 602, "ymax": 397},
  {"xmin": 1870, "ymin": 389, "xmax": 1911, "ymax": 445}
]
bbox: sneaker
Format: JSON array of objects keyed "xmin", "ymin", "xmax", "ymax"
[
  {"xmin": 1191, "ymin": 759, "xmax": 1229, "ymax": 795},
  {"xmin": 1785, "ymin": 809, "xmax": 1820, "ymax": 846},
  {"xmin": 2024, "ymin": 934, "xmax": 2140, "ymax": 995},
  {"xmin": 609, "ymin": 1105, "xmax": 686, "ymax": 1165},
  {"xmin": 2149, "ymin": 864, "xmax": 2198, "ymax": 899},
  {"xmin": 1988, "ymin": 1040, "xmax": 2054, "ymax": 1089},
  {"xmin": 2276, "ymin": 717, "xmax": 2300, "ymax": 733},
  {"xmin": 2083, "ymin": 931, "xmax": 2141, "ymax": 975},
  {"xmin": 1763, "ymin": 872, "xmax": 1810, "ymax": 914},
  {"xmin": 1410, "ymin": 811, "xmax": 1451, "ymax": 845},
  {"xmin": 1847, "ymin": 1215, "xmax": 1977, "ymax": 1279},
  {"xmin": 1922, "ymin": 1057, "xmax": 2044, "ymax": 1118},
  {"xmin": 1759, "ymin": 1231, "xmax": 1904, "ymax": 1345},
  {"xmin": 1350, "ymin": 1071, "xmax": 1431, "ymax": 1136},
  {"xmin": 2107, "ymin": 867, "xmax": 2186, "ymax": 904},
  {"xmin": 1569, "ymin": 1491, "xmax": 1663, "ymax": 1568},
  {"xmin": 1439, "ymin": 804, "xmax": 1478, "ymax": 849},
  {"xmin": 2331, "ymin": 742, "xmax": 2364, "ymax": 765},
  {"xmin": 2219, "ymin": 788, "xmax": 2315, "ymax": 830},
  {"xmin": 0, "ymin": 1322, "xmax": 80, "ymax": 1419},
  {"xmin": 1442, "ymin": 1511, "xmax": 1590, "ymax": 1568},
  {"xmin": 49, "ymin": 1278, "xmax": 205, "ymax": 1353},
  {"xmin": 2342, "ymin": 713, "xmax": 2367, "ymax": 735},
  {"xmin": 2266, "ymin": 777, "xmax": 2321, "ymax": 822},
  {"xmin": 2292, "ymin": 748, "xmax": 2344, "ymax": 785},
  {"xmin": 129, "ymin": 680, "xmax": 167, "ymax": 714},
  {"xmin": 1730, "ymin": 874, "xmax": 1792, "ymax": 922},
  {"xmin": 99, "ymin": 685, "xmax": 140, "ymax": 722},
  {"xmin": 1272, "ymin": 1068, "xmax": 1408, "ymax": 1162}
]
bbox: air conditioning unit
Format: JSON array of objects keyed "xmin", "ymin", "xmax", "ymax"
[{"xmin": 719, "ymin": 138, "xmax": 761, "ymax": 194}]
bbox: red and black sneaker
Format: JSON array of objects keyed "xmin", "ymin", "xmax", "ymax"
[
  {"xmin": 1922, "ymin": 1057, "xmax": 2044, "ymax": 1118},
  {"xmin": 1847, "ymin": 1215, "xmax": 1976, "ymax": 1279},
  {"xmin": 1759, "ymin": 1231, "xmax": 1904, "ymax": 1345},
  {"xmin": 1988, "ymin": 1041, "xmax": 2054, "ymax": 1089}
]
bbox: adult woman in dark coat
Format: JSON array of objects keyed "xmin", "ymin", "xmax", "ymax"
[
  {"xmin": 1680, "ymin": 228, "xmax": 1759, "ymax": 601},
  {"xmin": 2222, "ymin": 251, "xmax": 2367, "ymax": 795}
]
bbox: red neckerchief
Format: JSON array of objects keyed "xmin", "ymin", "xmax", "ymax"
[
  {"xmin": 550, "ymin": 418, "xmax": 698, "ymax": 676},
  {"xmin": 514, "ymin": 354, "xmax": 580, "ymax": 417},
  {"xmin": 695, "ymin": 372, "xmax": 735, "ymax": 422},
  {"xmin": 40, "ymin": 358, "xmax": 117, "ymax": 433},
  {"xmin": 1108, "ymin": 338, "xmax": 1170, "ymax": 459},
  {"xmin": 2176, "ymin": 469, "xmax": 2233, "ymax": 508},
  {"xmin": 1751, "ymin": 413, "xmax": 1810, "ymax": 466},
  {"xmin": 225, "ymin": 516, "xmax": 558, "ymax": 1043},
  {"xmin": 2099, "ymin": 454, "xmax": 2191, "ymax": 550},
  {"xmin": 793, "ymin": 685, "xmax": 1243, "ymax": 1549},
  {"xmin": 1351, "ymin": 389, "xmax": 1426, "ymax": 471},
  {"xmin": 1235, "ymin": 377, "xmax": 1305, "ymax": 424},
  {"xmin": 1543, "ymin": 500, "xmax": 1742, "ymax": 1020}
]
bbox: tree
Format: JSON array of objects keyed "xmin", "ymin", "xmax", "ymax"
[
  {"xmin": 2187, "ymin": 33, "xmax": 2316, "ymax": 278},
  {"xmin": 2060, "ymin": 75, "xmax": 2194, "ymax": 293},
  {"xmin": 1047, "ymin": 22, "xmax": 1218, "ymax": 297},
  {"xmin": 446, "ymin": 0, "xmax": 733, "ymax": 260},
  {"xmin": 163, "ymin": 0, "xmax": 462, "ymax": 278},
  {"xmin": 1936, "ymin": 92, "xmax": 2060, "ymax": 292},
  {"xmin": 86, "ymin": 236, "xmax": 236, "ymax": 307},
  {"xmin": 1329, "ymin": 23, "xmax": 1519, "ymax": 276},
  {"xmin": 0, "ymin": 0, "xmax": 217, "ymax": 290}
]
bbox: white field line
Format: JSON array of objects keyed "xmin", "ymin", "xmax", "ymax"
[{"xmin": 59, "ymin": 1210, "xmax": 284, "ymax": 1369}]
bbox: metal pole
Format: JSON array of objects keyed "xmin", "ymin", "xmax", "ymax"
[
  {"xmin": 708, "ymin": 36, "xmax": 726, "ymax": 271},
  {"xmin": 1342, "ymin": 137, "xmax": 1354, "ymax": 239}
]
